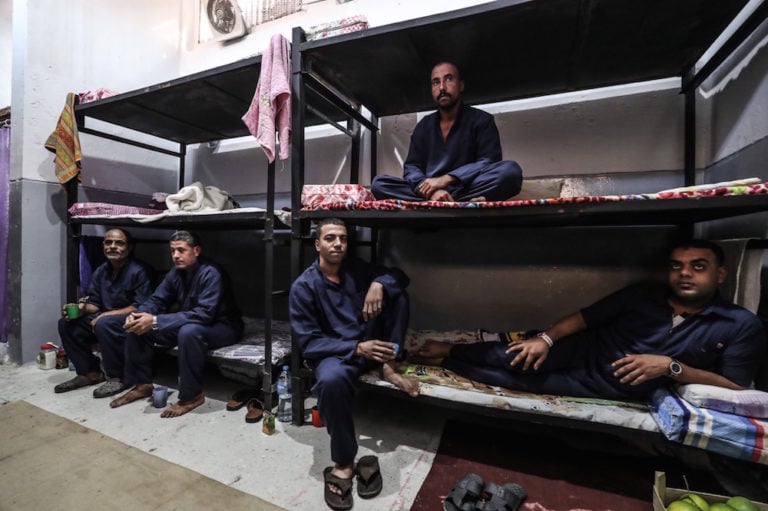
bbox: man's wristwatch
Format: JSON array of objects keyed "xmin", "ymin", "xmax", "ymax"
[
  {"xmin": 668, "ymin": 358, "xmax": 683, "ymax": 379},
  {"xmin": 151, "ymin": 315, "xmax": 159, "ymax": 331}
]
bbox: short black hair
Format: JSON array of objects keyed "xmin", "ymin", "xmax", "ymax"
[
  {"xmin": 431, "ymin": 61, "xmax": 462, "ymax": 81},
  {"xmin": 170, "ymin": 230, "xmax": 201, "ymax": 247},
  {"xmin": 314, "ymin": 218, "xmax": 346, "ymax": 241},
  {"xmin": 670, "ymin": 239, "xmax": 725, "ymax": 266}
]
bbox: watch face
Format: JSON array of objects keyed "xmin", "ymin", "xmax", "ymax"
[{"xmin": 670, "ymin": 360, "xmax": 683, "ymax": 377}]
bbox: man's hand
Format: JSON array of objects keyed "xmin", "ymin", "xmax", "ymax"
[
  {"xmin": 417, "ymin": 175, "xmax": 456, "ymax": 199},
  {"xmin": 362, "ymin": 282, "xmax": 384, "ymax": 321},
  {"xmin": 506, "ymin": 338, "xmax": 550, "ymax": 371},
  {"xmin": 123, "ymin": 312, "xmax": 154, "ymax": 335},
  {"xmin": 611, "ymin": 354, "xmax": 670, "ymax": 385},
  {"xmin": 356, "ymin": 340, "xmax": 397, "ymax": 363},
  {"xmin": 428, "ymin": 189, "xmax": 454, "ymax": 202}
]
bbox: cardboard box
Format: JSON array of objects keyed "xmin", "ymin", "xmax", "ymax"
[{"xmin": 653, "ymin": 471, "xmax": 768, "ymax": 510}]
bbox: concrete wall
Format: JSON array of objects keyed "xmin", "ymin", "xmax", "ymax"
[{"xmin": 5, "ymin": 0, "xmax": 767, "ymax": 361}]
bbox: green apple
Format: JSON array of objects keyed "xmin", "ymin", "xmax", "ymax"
[
  {"xmin": 669, "ymin": 501, "xmax": 707, "ymax": 511},
  {"xmin": 726, "ymin": 496, "xmax": 759, "ymax": 511},
  {"xmin": 680, "ymin": 493, "xmax": 711, "ymax": 510},
  {"xmin": 709, "ymin": 503, "xmax": 737, "ymax": 511}
]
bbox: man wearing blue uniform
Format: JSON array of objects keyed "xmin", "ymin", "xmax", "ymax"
[
  {"xmin": 110, "ymin": 230, "xmax": 243, "ymax": 418},
  {"xmin": 55, "ymin": 228, "xmax": 154, "ymax": 398},
  {"xmin": 371, "ymin": 61, "xmax": 522, "ymax": 202},
  {"xmin": 417, "ymin": 239, "xmax": 766, "ymax": 399},
  {"xmin": 290, "ymin": 218, "xmax": 417, "ymax": 510}
]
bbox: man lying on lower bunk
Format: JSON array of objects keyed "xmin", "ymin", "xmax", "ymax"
[{"xmin": 415, "ymin": 239, "xmax": 767, "ymax": 401}]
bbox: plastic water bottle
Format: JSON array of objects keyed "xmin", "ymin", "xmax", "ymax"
[{"xmin": 276, "ymin": 365, "xmax": 292, "ymax": 422}]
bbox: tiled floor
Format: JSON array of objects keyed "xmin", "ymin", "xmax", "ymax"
[{"xmin": 0, "ymin": 357, "xmax": 448, "ymax": 510}]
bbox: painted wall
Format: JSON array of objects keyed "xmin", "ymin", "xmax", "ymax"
[
  {"xmin": 6, "ymin": 0, "xmax": 767, "ymax": 361},
  {"xmin": 0, "ymin": 0, "xmax": 10, "ymax": 108}
]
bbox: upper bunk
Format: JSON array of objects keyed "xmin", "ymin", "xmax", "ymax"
[{"xmin": 292, "ymin": 0, "xmax": 768, "ymax": 229}]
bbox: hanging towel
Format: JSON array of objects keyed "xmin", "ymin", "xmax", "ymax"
[
  {"xmin": 45, "ymin": 92, "xmax": 82, "ymax": 184},
  {"xmin": 165, "ymin": 182, "xmax": 238, "ymax": 213},
  {"xmin": 242, "ymin": 33, "xmax": 291, "ymax": 163}
]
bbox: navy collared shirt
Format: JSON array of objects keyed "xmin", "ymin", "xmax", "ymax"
[
  {"xmin": 289, "ymin": 257, "xmax": 409, "ymax": 362},
  {"xmin": 580, "ymin": 282, "xmax": 766, "ymax": 397},
  {"xmin": 86, "ymin": 258, "xmax": 154, "ymax": 311},
  {"xmin": 403, "ymin": 102, "xmax": 503, "ymax": 189},
  {"xmin": 138, "ymin": 256, "xmax": 243, "ymax": 334}
]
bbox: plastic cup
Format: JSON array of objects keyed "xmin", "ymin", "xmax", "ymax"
[
  {"xmin": 152, "ymin": 385, "xmax": 168, "ymax": 408},
  {"xmin": 65, "ymin": 303, "xmax": 80, "ymax": 320},
  {"xmin": 311, "ymin": 405, "xmax": 324, "ymax": 428}
]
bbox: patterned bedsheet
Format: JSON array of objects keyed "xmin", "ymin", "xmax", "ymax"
[
  {"xmin": 302, "ymin": 182, "xmax": 768, "ymax": 211},
  {"xmin": 650, "ymin": 388, "xmax": 768, "ymax": 464}
]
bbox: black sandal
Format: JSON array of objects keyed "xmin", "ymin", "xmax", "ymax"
[
  {"xmin": 323, "ymin": 467, "xmax": 353, "ymax": 510},
  {"xmin": 356, "ymin": 455, "xmax": 382, "ymax": 499},
  {"xmin": 475, "ymin": 481, "xmax": 526, "ymax": 511},
  {"xmin": 226, "ymin": 388, "xmax": 259, "ymax": 411},
  {"xmin": 444, "ymin": 472, "xmax": 484, "ymax": 511}
]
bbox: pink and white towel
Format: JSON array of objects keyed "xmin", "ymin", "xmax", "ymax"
[{"xmin": 242, "ymin": 33, "xmax": 291, "ymax": 163}]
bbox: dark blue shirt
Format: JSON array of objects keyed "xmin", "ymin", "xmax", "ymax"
[
  {"xmin": 403, "ymin": 102, "xmax": 503, "ymax": 189},
  {"xmin": 138, "ymin": 256, "xmax": 243, "ymax": 334},
  {"xmin": 86, "ymin": 258, "xmax": 154, "ymax": 312},
  {"xmin": 580, "ymin": 282, "xmax": 767, "ymax": 397},
  {"xmin": 289, "ymin": 257, "xmax": 409, "ymax": 362}
]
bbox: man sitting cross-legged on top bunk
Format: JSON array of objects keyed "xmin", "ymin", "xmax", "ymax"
[
  {"xmin": 416, "ymin": 239, "xmax": 767, "ymax": 400},
  {"xmin": 371, "ymin": 61, "xmax": 522, "ymax": 203},
  {"xmin": 55, "ymin": 228, "xmax": 155, "ymax": 397},
  {"xmin": 110, "ymin": 230, "xmax": 244, "ymax": 418},
  {"xmin": 289, "ymin": 218, "xmax": 418, "ymax": 511}
]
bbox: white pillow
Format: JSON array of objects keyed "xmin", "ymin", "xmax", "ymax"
[{"xmin": 675, "ymin": 383, "xmax": 768, "ymax": 418}]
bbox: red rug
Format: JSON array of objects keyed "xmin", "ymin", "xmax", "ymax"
[{"xmin": 411, "ymin": 419, "xmax": 723, "ymax": 511}]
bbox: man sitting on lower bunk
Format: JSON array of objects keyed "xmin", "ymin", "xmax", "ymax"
[
  {"xmin": 416, "ymin": 239, "xmax": 767, "ymax": 400},
  {"xmin": 290, "ymin": 218, "xmax": 418, "ymax": 511},
  {"xmin": 110, "ymin": 230, "xmax": 244, "ymax": 418},
  {"xmin": 371, "ymin": 61, "xmax": 522, "ymax": 202}
]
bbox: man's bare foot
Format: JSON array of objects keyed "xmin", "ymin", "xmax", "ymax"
[
  {"xmin": 109, "ymin": 384, "xmax": 153, "ymax": 409},
  {"xmin": 160, "ymin": 393, "xmax": 204, "ymax": 418},
  {"xmin": 326, "ymin": 463, "xmax": 354, "ymax": 499},
  {"xmin": 469, "ymin": 196, "xmax": 487, "ymax": 202},
  {"xmin": 417, "ymin": 340, "xmax": 453, "ymax": 359},
  {"xmin": 382, "ymin": 362, "xmax": 420, "ymax": 397}
]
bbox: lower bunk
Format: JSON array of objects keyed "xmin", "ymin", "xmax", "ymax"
[{"xmin": 356, "ymin": 328, "xmax": 768, "ymax": 468}]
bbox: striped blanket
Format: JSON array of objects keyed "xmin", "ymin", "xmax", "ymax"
[{"xmin": 650, "ymin": 388, "xmax": 768, "ymax": 464}]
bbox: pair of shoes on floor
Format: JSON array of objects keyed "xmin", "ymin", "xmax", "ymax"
[
  {"xmin": 244, "ymin": 398, "xmax": 264, "ymax": 423},
  {"xmin": 225, "ymin": 388, "xmax": 260, "ymax": 411},
  {"xmin": 54, "ymin": 373, "xmax": 105, "ymax": 393},
  {"xmin": 93, "ymin": 378, "xmax": 129, "ymax": 398},
  {"xmin": 443, "ymin": 473, "xmax": 526, "ymax": 511},
  {"xmin": 323, "ymin": 455, "xmax": 382, "ymax": 510}
]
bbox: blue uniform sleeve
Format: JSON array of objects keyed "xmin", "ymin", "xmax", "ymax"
[
  {"xmin": 130, "ymin": 263, "xmax": 155, "ymax": 307},
  {"xmin": 372, "ymin": 265, "xmax": 410, "ymax": 300},
  {"xmin": 403, "ymin": 123, "xmax": 429, "ymax": 190},
  {"xmin": 289, "ymin": 279, "xmax": 358, "ymax": 361},
  {"xmin": 158, "ymin": 267, "xmax": 224, "ymax": 330},
  {"xmin": 719, "ymin": 314, "xmax": 767, "ymax": 387}
]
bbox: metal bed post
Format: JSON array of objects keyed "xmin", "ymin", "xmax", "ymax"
[
  {"xmin": 262, "ymin": 159, "xmax": 275, "ymax": 411},
  {"xmin": 290, "ymin": 25, "xmax": 308, "ymax": 425},
  {"xmin": 65, "ymin": 179, "xmax": 81, "ymax": 303}
]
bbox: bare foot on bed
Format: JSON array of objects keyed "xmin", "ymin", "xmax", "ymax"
[
  {"xmin": 469, "ymin": 196, "xmax": 486, "ymax": 202},
  {"xmin": 382, "ymin": 362, "xmax": 419, "ymax": 397},
  {"xmin": 109, "ymin": 384, "xmax": 154, "ymax": 408},
  {"xmin": 160, "ymin": 393, "xmax": 204, "ymax": 418}
]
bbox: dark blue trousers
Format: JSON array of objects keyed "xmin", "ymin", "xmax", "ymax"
[
  {"xmin": 58, "ymin": 314, "xmax": 129, "ymax": 378},
  {"xmin": 371, "ymin": 160, "xmax": 522, "ymax": 202},
  {"xmin": 123, "ymin": 322, "xmax": 240, "ymax": 401},
  {"xmin": 443, "ymin": 335, "xmax": 602, "ymax": 398},
  {"xmin": 313, "ymin": 292, "xmax": 409, "ymax": 466}
]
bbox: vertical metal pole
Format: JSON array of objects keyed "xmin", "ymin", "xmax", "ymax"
[
  {"xmin": 262, "ymin": 159, "xmax": 275, "ymax": 411},
  {"xmin": 179, "ymin": 143, "xmax": 187, "ymax": 189},
  {"xmin": 290, "ymin": 26, "xmax": 307, "ymax": 425},
  {"xmin": 65, "ymin": 179, "xmax": 81, "ymax": 302},
  {"xmin": 683, "ymin": 87, "xmax": 696, "ymax": 237},
  {"xmin": 349, "ymin": 118, "xmax": 360, "ymax": 185}
]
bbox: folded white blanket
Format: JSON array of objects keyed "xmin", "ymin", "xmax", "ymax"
[{"xmin": 166, "ymin": 182, "xmax": 237, "ymax": 212}]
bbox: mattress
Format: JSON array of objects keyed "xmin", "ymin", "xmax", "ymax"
[{"xmin": 68, "ymin": 202, "xmax": 291, "ymax": 226}]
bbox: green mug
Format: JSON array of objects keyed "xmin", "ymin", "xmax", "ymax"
[{"xmin": 65, "ymin": 303, "xmax": 80, "ymax": 320}]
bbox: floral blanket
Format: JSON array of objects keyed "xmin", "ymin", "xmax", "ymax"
[{"xmin": 302, "ymin": 182, "xmax": 768, "ymax": 211}]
